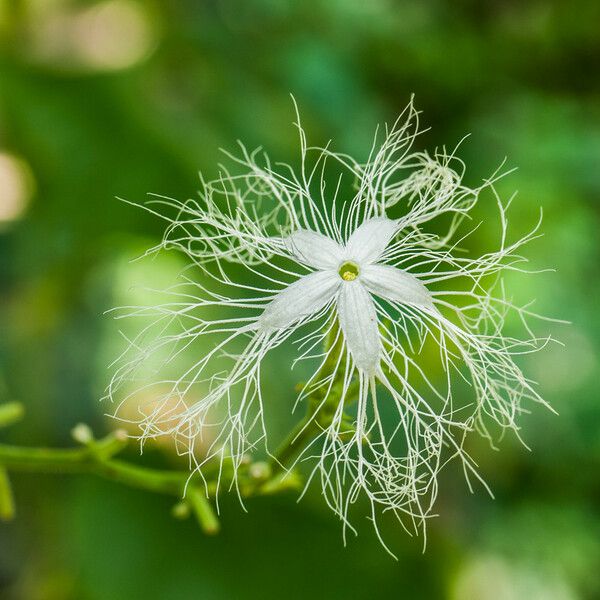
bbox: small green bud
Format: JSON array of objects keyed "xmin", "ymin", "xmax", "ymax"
[
  {"xmin": 249, "ymin": 461, "xmax": 271, "ymax": 481},
  {"xmin": 71, "ymin": 423, "xmax": 94, "ymax": 445},
  {"xmin": 172, "ymin": 501, "xmax": 191, "ymax": 520}
]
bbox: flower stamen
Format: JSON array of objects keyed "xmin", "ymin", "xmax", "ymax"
[{"xmin": 339, "ymin": 261, "xmax": 360, "ymax": 281}]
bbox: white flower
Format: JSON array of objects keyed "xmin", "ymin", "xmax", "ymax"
[
  {"xmin": 109, "ymin": 99, "xmax": 552, "ymax": 548},
  {"xmin": 263, "ymin": 217, "xmax": 434, "ymax": 370}
]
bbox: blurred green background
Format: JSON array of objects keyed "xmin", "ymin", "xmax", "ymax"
[{"xmin": 1, "ymin": 1, "xmax": 599, "ymax": 598}]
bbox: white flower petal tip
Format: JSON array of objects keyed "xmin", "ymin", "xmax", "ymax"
[
  {"xmin": 337, "ymin": 280, "xmax": 381, "ymax": 374},
  {"xmin": 257, "ymin": 270, "xmax": 340, "ymax": 332},
  {"xmin": 344, "ymin": 217, "xmax": 400, "ymax": 264},
  {"xmin": 361, "ymin": 264, "xmax": 434, "ymax": 310},
  {"xmin": 283, "ymin": 229, "xmax": 344, "ymax": 270}
]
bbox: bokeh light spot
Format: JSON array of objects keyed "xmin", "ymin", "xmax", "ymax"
[
  {"xmin": 529, "ymin": 327, "xmax": 596, "ymax": 394},
  {"xmin": 72, "ymin": 0, "xmax": 156, "ymax": 71},
  {"xmin": 0, "ymin": 152, "xmax": 35, "ymax": 224},
  {"xmin": 25, "ymin": 0, "xmax": 157, "ymax": 72},
  {"xmin": 452, "ymin": 555, "xmax": 577, "ymax": 600}
]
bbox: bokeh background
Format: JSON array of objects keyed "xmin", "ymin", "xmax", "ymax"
[{"xmin": 1, "ymin": 1, "xmax": 599, "ymax": 598}]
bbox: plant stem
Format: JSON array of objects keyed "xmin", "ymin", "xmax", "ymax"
[
  {"xmin": 269, "ymin": 319, "xmax": 360, "ymax": 476},
  {"xmin": 0, "ymin": 467, "xmax": 15, "ymax": 521},
  {"xmin": 187, "ymin": 486, "xmax": 220, "ymax": 535},
  {"xmin": 271, "ymin": 415, "xmax": 319, "ymax": 476},
  {"xmin": 0, "ymin": 408, "xmax": 302, "ymax": 534},
  {"xmin": 0, "ymin": 438, "xmax": 188, "ymax": 493}
]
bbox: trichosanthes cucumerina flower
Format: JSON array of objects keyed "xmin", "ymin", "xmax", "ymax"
[{"xmin": 108, "ymin": 100, "xmax": 553, "ymax": 545}]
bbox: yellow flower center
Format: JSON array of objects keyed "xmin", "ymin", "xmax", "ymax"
[{"xmin": 339, "ymin": 261, "xmax": 359, "ymax": 281}]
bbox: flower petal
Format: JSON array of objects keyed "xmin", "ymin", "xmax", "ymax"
[
  {"xmin": 258, "ymin": 270, "xmax": 340, "ymax": 331},
  {"xmin": 337, "ymin": 281, "xmax": 381, "ymax": 373},
  {"xmin": 283, "ymin": 229, "xmax": 344, "ymax": 269},
  {"xmin": 344, "ymin": 217, "xmax": 399, "ymax": 264},
  {"xmin": 361, "ymin": 264, "xmax": 433, "ymax": 309}
]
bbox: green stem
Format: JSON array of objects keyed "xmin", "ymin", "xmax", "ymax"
[
  {"xmin": 269, "ymin": 320, "xmax": 360, "ymax": 475},
  {"xmin": 271, "ymin": 415, "xmax": 319, "ymax": 476},
  {"xmin": 0, "ymin": 439, "xmax": 187, "ymax": 493},
  {"xmin": 0, "ymin": 432, "xmax": 128, "ymax": 473},
  {"xmin": 0, "ymin": 467, "xmax": 15, "ymax": 521},
  {"xmin": 0, "ymin": 424, "xmax": 222, "ymax": 531},
  {"xmin": 0, "ymin": 425, "xmax": 300, "ymax": 533},
  {"xmin": 187, "ymin": 486, "xmax": 220, "ymax": 535}
]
